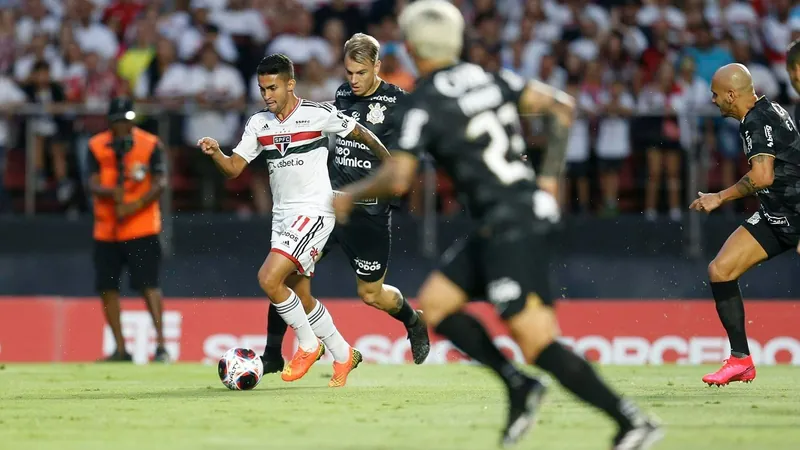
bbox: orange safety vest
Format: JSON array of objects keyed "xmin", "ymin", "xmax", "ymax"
[{"xmin": 89, "ymin": 127, "xmax": 162, "ymax": 242}]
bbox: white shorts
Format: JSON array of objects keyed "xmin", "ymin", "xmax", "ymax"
[{"xmin": 271, "ymin": 214, "xmax": 334, "ymax": 276}]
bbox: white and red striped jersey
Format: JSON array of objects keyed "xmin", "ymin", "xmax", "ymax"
[{"xmin": 233, "ymin": 98, "xmax": 357, "ymax": 217}]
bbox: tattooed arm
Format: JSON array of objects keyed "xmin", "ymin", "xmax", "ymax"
[
  {"xmin": 346, "ymin": 122, "xmax": 392, "ymax": 161},
  {"xmin": 720, "ymin": 154, "xmax": 775, "ymax": 202},
  {"xmin": 517, "ymin": 79, "xmax": 575, "ymax": 196},
  {"xmin": 690, "ymin": 154, "xmax": 775, "ymax": 213}
]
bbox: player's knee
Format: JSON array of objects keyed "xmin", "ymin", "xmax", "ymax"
[
  {"xmin": 357, "ymin": 284, "xmax": 382, "ymax": 307},
  {"xmin": 508, "ymin": 304, "xmax": 558, "ymax": 363},
  {"xmin": 419, "ymin": 298, "xmax": 443, "ymax": 327},
  {"xmin": 708, "ymin": 259, "xmax": 737, "ymax": 282},
  {"xmin": 257, "ymin": 265, "xmax": 283, "ymax": 297}
]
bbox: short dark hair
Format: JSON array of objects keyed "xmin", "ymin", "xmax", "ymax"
[
  {"xmin": 32, "ymin": 60, "xmax": 50, "ymax": 73},
  {"xmin": 788, "ymin": 39, "xmax": 800, "ymax": 68},
  {"xmin": 256, "ymin": 54, "xmax": 295, "ymax": 80}
]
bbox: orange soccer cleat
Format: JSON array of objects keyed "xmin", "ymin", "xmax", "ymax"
[
  {"xmin": 328, "ymin": 347, "xmax": 363, "ymax": 388},
  {"xmin": 281, "ymin": 339, "xmax": 325, "ymax": 382},
  {"xmin": 702, "ymin": 355, "xmax": 756, "ymax": 386}
]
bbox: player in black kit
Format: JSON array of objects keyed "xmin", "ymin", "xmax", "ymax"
[
  {"xmin": 787, "ymin": 39, "xmax": 800, "ymax": 255},
  {"xmin": 260, "ymin": 34, "xmax": 430, "ymax": 373},
  {"xmin": 691, "ymin": 63, "xmax": 800, "ymax": 385},
  {"xmin": 333, "ymin": 2, "xmax": 661, "ymax": 449}
]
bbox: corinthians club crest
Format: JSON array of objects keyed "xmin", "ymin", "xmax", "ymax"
[{"xmin": 366, "ymin": 103, "xmax": 386, "ymax": 124}]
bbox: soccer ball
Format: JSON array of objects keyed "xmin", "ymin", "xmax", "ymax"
[{"xmin": 218, "ymin": 348, "xmax": 263, "ymax": 390}]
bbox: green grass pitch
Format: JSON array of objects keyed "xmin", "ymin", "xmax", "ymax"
[{"xmin": 1, "ymin": 364, "xmax": 798, "ymax": 450}]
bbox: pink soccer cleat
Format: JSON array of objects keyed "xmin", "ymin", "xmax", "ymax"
[{"xmin": 702, "ymin": 355, "xmax": 756, "ymax": 386}]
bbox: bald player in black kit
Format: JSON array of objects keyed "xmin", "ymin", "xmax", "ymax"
[{"xmin": 691, "ymin": 63, "xmax": 800, "ymax": 385}]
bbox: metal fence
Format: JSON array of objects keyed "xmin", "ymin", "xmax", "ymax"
[{"xmin": 5, "ymin": 103, "xmax": 744, "ymax": 260}]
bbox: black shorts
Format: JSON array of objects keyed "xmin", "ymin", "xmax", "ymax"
[
  {"xmin": 566, "ymin": 161, "xmax": 589, "ymax": 178},
  {"xmin": 322, "ymin": 211, "xmax": 390, "ymax": 282},
  {"xmin": 94, "ymin": 234, "xmax": 162, "ymax": 292},
  {"xmin": 597, "ymin": 158, "xmax": 625, "ymax": 172},
  {"xmin": 742, "ymin": 211, "xmax": 800, "ymax": 259},
  {"xmin": 439, "ymin": 229, "xmax": 553, "ymax": 320}
]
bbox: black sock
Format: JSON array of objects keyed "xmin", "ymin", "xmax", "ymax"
[
  {"xmin": 263, "ymin": 303, "xmax": 288, "ymax": 360},
  {"xmin": 535, "ymin": 342, "xmax": 638, "ymax": 430},
  {"xmin": 435, "ymin": 312, "xmax": 526, "ymax": 389},
  {"xmin": 390, "ymin": 295, "xmax": 418, "ymax": 327},
  {"xmin": 711, "ymin": 280, "xmax": 750, "ymax": 356}
]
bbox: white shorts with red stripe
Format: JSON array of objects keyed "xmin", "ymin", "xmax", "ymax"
[{"xmin": 271, "ymin": 214, "xmax": 334, "ymax": 276}]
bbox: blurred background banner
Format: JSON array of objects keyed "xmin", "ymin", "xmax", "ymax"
[{"xmin": 2, "ymin": 297, "xmax": 799, "ymax": 365}]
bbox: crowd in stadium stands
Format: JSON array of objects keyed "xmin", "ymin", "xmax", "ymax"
[{"xmin": 1, "ymin": 0, "xmax": 799, "ymax": 219}]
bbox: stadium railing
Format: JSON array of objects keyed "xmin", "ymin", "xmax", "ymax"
[{"xmin": 7, "ymin": 103, "xmax": 739, "ymax": 259}]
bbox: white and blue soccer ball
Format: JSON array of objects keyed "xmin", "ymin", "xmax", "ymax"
[{"xmin": 218, "ymin": 348, "xmax": 263, "ymax": 390}]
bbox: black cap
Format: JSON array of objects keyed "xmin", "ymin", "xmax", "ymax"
[{"xmin": 108, "ymin": 97, "xmax": 136, "ymax": 122}]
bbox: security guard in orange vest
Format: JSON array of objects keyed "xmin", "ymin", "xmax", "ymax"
[{"xmin": 88, "ymin": 97, "xmax": 169, "ymax": 362}]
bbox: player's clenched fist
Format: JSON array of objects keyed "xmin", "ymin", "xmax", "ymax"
[{"xmin": 197, "ymin": 137, "xmax": 220, "ymax": 155}]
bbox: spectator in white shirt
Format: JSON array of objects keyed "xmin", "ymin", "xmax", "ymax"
[
  {"xmin": 704, "ymin": 0, "xmax": 759, "ymax": 45},
  {"xmin": 672, "ymin": 55, "xmax": 713, "ymax": 171},
  {"xmin": 72, "ymin": 0, "xmax": 119, "ymax": 61},
  {"xmin": 295, "ymin": 57, "xmax": 344, "ymax": 103},
  {"xmin": 211, "ymin": 0, "xmax": 268, "ymax": 44},
  {"xmin": 267, "ymin": 9, "xmax": 332, "ymax": 69},
  {"xmin": 569, "ymin": 17, "xmax": 601, "ymax": 62},
  {"xmin": 637, "ymin": 0, "xmax": 687, "ymax": 33},
  {"xmin": 501, "ymin": 38, "xmax": 526, "ymax": 76},
  {"xmin": 0, "ymin": 75, "xmax": 27, "ymax": 213},
  {"xmin": 135, "ymin": 38, "xmax": 187, "ymax": 103},
  {"xmin": 731, "ymin": 40, "xmax": 779, "ymax": 98},
  {"xmin": 184, "ymin": 45, "xmax": 244, "ymax": 148},
  {"xmin": 537, "ymin": 52, "xmax": 567, "ymax": 90},
  {"xmin": 596, "ymin": 80, "xmax": 635, "ymax": 216},
  {"xmin": 762, "ymin": 0, "xmax": 793, "ymax": 85},
  {"xmin": 16, "ymin": 0, "xmax": 61, "ymax": 46},
  {"xmin": 14, "ymin": 33, "xmax": 65, "ymax": 82},
  {"xmin": 612, "ymin": 0, "xmax": 649, "ymax": 58},
  {"xmin": 601, "ymin": 32, "xmax": 636, "ymax": 85},
  {"xmin": 184, "ymin": 45, "xmax": 246, "ymax": 211},
  {"xmin": 135, "ymin": 38, "xmax": 188, "ymax": 164},
  {"xmin": 178, "ymin": 7, "xmax": 238, "ymax": 63},
  {"xmin": 321, "ymin": 18, "xmax": 347, "ymax": 76},
  {"xmin": 563, "ymin": 80, "xmax": 595, "ymax": 215},
  {"xmin": 637, "ymin": 62, "xmax": 683, "ymax": 222}
]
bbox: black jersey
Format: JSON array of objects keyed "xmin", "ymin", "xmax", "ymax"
[
  {"xmin": 741, "ymin": 96, "xmax": 800, "ymax": 233},
  {"xmin": 794, "ymin": 103, "xmax": 800, "ymax": 132},
  {"xmin": 331, "ymin": 81, "xmax": 407, "ymax": 216},
  {"xmin": 394, "ymin": 62, "xmax": 551, "ymax": 231}
]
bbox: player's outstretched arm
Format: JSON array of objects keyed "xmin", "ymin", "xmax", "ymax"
[
  {"xmin": 518, "ymin": 79, "xmax": 575, "ymax": 196},
  {"xmin": 333, "ymin": 152, "xmax": 418, "ymax": 223},
  {"xmin": 690, "ymin": 155, "xmax": 774, "ymax": 213},
  {"xmin": 346, "ymin": 122, "xmax": 392, "ymax": 161},
  {"xmin": 197, "ymin": 137, "xmax": 249, "ymax": 179}
]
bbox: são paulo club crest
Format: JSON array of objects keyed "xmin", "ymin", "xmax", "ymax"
[{"xmin": 273, "ymin": 135, "xmax": 291, "ymax": 155}]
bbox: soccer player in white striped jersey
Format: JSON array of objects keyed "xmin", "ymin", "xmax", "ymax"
[{"xmin": 197, "ymin": 53, "xmax": 391, "ymax": 387}]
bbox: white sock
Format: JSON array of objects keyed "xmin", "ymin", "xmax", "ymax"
[
  {"xmin": 273, "ymin": 290, "xmax": 317, "ymax": 352},
  {"xmin": 307, "ymin": 300, "xmax": 351, "ymax": 363}
]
